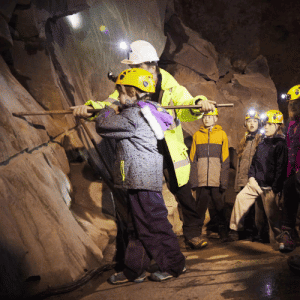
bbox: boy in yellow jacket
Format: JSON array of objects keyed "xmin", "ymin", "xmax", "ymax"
[{"xmin": 190, "ymin": 108, "xmax": 230, "ymax": 241}]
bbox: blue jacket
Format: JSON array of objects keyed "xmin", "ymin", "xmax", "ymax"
[{"xmin": 248, "ymin": 134, "xmax": 287, "ymax": 193}]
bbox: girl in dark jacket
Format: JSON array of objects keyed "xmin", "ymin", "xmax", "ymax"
[
  {"xmin": 230, "ymin": 110, "xmax": 288, "ymax": 245},
  {"xmin": 72, "ymin": 68, "xmax": 186, "ymax": 283}
]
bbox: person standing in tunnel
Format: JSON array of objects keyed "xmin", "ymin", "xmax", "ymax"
[
  {"xmin": 277, "ymin": 85, "xmax": 300, "ymax": 252},
  {"xmin": 230, "ymin": 109, "xmax": 262, "ymax": 241},
  {"xmin": 230, "ymin": 110, "xmax": 287, "ymax": 245},
  {"xmin": 109, "ymin": 40, "xmax": 216, "ymax": 249},
  {"xmin": 72, "ymin": 68, "xmax": 186, "ymax": 283},
  {"xmin": 189, "ymin": 108, "xmax": 230, "ymax": 242}
]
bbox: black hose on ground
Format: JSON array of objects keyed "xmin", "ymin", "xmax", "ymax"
[{"xmin": 28, "ymin": 263, "xmax": 115, "ymax": 299}]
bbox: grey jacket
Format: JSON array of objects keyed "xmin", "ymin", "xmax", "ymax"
[{"xmin": 94, "ymin": 105, "xmax": 165, "ymax": 192}]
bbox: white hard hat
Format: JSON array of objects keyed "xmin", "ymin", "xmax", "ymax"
[{"xmin": 121, "ymin": 40, "xmax": 159, "ymax": 65}]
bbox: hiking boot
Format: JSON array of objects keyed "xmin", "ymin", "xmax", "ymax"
[
  {"xmin": 186, "ymin": 236, "xmax": 208, "ymax": 249},
  {"xmin": 277, "ymin": 226, "xmax": 296, "ymax": 253},
  {"xmin": 219, "ymin": 225, "xmax": 229, "ymax": 243},
  {"xmin": 149, "ymin": 271, "xmax": 173, "ymax": 282},
  {"xmin": 108, "ymin": 271, "xmax": 146, "ymax": 285},
  {"xmin": 228, "ymin": 230, "xmax": 239, "ymax": 242},
  {"xmin": 149, "ymin": 265, "xmax": 186, "ymax": 282}
]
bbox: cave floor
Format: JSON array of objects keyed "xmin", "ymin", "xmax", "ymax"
[{"xmin": 48, "ymin": 236, "xmax": 300, "ymax": 300}]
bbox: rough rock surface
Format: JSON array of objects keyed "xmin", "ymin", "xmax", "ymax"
[
  {"xmin": 0, "ymin": 55, "xmax": 63, "ymax": 163},
  {"xmin": 175, "ymin": 0, "xmax": 300, "ymax": 97},
  {"xmin": 0, "ymin": 143, "xmax": 104, "ymax": 299},
  {"xmin": 162, "ymin": 14, "xmax": 219, "ymax": 81},
  {"xmin": 0, "ymin": 0, "xmax": 287, "ymax": 298},
  {"xmin": 0, "ymin": 1, "xmax": 171, "ymax": 298},
  {"xmin": 165, "ymin": 59, "xmax": 277, "ymax": 149}
]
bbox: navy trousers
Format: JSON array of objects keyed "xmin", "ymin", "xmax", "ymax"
[
  {"xmin": 123, "ymin": 190, "xmax": 186, "ymax": 280},
  {"xmin": 282, "ymin": 172, "xmax": 300, "ymax": 228},
  {"xmin": 196, "ymin": 187, "xmax": 227, "ymax": 229}
]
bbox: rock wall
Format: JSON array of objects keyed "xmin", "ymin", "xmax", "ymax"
[
  {"xmin": 0, "ymin": 0, "xmax": 282, "ymax": 298},
  {"xmin": 175, "ymin": 0, "xmax": 300, "ymax": 98},
  {"xmin": 0, "ymin": 0, "xmax": 171, "ymax": 298},
  {"xmin": 161, "ymin": 13, "xmax": 278, "ymax": 148}
]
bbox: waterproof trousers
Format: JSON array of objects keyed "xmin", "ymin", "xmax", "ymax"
[
  {"xmin": 195, "ymin": 187, "xmax": 227, "ymax": 230},
  {"xmin": 230, "ymin": 180, "xmax": 281, "ymax": 243},
  {"xmin": 282, "ymin": 171, "xmax": 300, "ymax": 228},
  {"xmin": 163, "ymin": 142, "xmax": 202, "ymax": 241},
  {"xmin": 123, "ymin": 190, "xmax": 186, "ymax": 281}
]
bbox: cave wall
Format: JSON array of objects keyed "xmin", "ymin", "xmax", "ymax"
[
  {"xmin": 0, "ymin": 0, "xmax": 169, "ymax": 298},
  {"xmin": 0, "ymin": 0, "xmax": 284, "ymax": 298},
  {"xmin": 175, "ymin": 0, "xmax": 300, "ymax": 99},
  {"xmin": 161, "ymin": 10, "xmax": 277, "ymax": 148}
]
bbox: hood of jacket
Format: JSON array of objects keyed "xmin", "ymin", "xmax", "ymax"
[
  {"xmin": 198, "ymin": 124, "xmax": 223, "ymax": 134},
  {"xmin": 137, "ymin": 100, "xmax": 173, "ymax": 140},
  {"xmin": 262, "ymin": 134, "xmax": 285, "ymax": 145}
]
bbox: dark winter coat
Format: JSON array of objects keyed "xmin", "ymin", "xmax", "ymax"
[
  {"xmin": 248, "ymin": 134, "xmax": 288, "ymax": 193},
  {"xmin": 94, "ymin": 102, "xmax": 172, "ymax": 192},
  {"xmin": 286, "ymin": 120, "xmax": 300, "ymax": 177}
]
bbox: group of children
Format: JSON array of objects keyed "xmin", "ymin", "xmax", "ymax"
[{"xmin": 72, "ymin": 67, "xmax": 300, "ymax": 284}]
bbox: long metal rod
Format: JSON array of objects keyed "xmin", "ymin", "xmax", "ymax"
[{"xmin": 12, "ymin": 103, "xmax": 234, "ymax": 117}]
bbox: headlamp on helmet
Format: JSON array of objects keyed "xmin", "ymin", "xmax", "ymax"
[
  {"xmin": 286, "ymin": 85, "xmax": 300, "ymax": 101},
  {"xmin": 262, "ymin": 110, "xmax": 284, "ymax": 124},
  {"xmin": 116, "ymin": 68, "xmax": 155, "ymax": 93},
  {"xmin": 245, "ymin": 109, "xmax": 260, "ymax": 120}
]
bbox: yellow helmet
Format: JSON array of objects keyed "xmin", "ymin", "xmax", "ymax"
[
  {"xmin": 203, "ymin": 108, "xmax": 218, "ymax": 116},
  {"xmin": 245, "ymin": 109, "xmax": 260, "ymax": 120},
  {"xmin": 116, "ymin": 68, "xmax": 155, "ymax": 93},
  {"xmin": 262, "ymin": 110, "xmax": 284, "ymax": 124},
  {"xmin": 286, "ymin": 85, "xmax": 300, "ymax": 101}
]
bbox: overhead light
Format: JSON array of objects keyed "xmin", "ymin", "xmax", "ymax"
[
  {"xmin": 67, "ymin": 13, "xmax": 82, "ymax": 29},
  {"xmin": 119, "ymin": 42, "xmax": 128, "ymax": 50},
  {"xmin": 281, "ymin": 94, "xmax": 287, "ymax": 99}
]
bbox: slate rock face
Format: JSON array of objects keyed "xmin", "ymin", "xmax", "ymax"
[
  {"xmin": 0, "ymin": 55, "xmax": 63, "ymax": 163},
  {"xmin": 0, "ymin": 1, "xmax": 170, "ymax": 298},
  {"xmin": 0, "ymin": 144, "xmax": 104, "ymax": 299},
  {"xmin": 162, "ymin": 14, "xmax": 219, "ymax": 81},
  {"xmin": 0, "ymin": 0, "xmax": 283, "ymax": 298},
  {"xmin": 161, "ymin": 11, "xmax": 277, "ymax": 149},
  {"xmin": 174, "ymin": 0, "xmax": 300, "ymax": 99}
]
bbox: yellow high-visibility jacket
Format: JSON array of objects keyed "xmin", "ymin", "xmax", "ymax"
[
  {"xmin": 109, "ymin": 68, "xmax": 206, "ymax": 187},
  {"xmin": 190, "ymin": 125, "xmax": 229, "ymax": 189}
]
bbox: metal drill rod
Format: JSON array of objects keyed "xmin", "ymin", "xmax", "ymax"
[{"xmin": 12, "ymin": 103, "xmax": 233, "ymax": 117}]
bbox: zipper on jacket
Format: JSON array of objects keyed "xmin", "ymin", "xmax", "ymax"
[{"xmin": 207, "ymin": 129, "xmax": 210, "ymax": 186}]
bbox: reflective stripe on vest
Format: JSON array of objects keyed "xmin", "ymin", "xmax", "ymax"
[{"xmin": 174, "ymin": 157, "xmax": 190, "ymax": 169}]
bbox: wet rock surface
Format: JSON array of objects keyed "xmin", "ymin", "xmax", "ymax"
[
  {"xmin": 46, "ymin": 239, "xmax": 300, "ymax": 300},
  {"xmin": 0, "ymin": 0, "xmax": 298, "ymax": 298}
]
